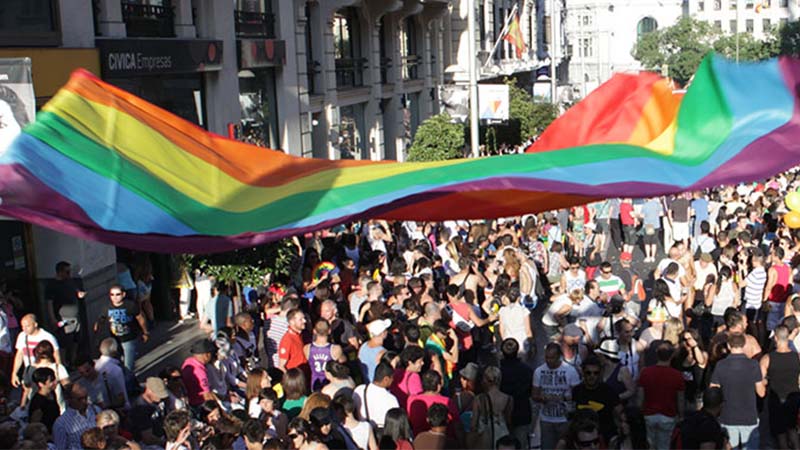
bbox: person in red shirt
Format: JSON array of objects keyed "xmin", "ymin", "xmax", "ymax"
[
  {"xmin": 278, "ymin": 308, "xmax": 308, "ymax": 373},
  {"xmin": 407, "ymin": 370, "xmax": 462, "ymax": 441},
  {"xmin": 619, "ymin": 198, "xmax": 637, "ymax": 256},
  {"xmin": 637, "ymin": 341, "xmax": 685, "ymax": 450}
]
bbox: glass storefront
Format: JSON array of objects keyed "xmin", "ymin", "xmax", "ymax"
[
  {"xmin": 107, "ymin": 74, "xmax": 206, "ymax": 127},
  {"xmin": 238, "ymin": 68, "xmax": 280, "ymax": 149}
]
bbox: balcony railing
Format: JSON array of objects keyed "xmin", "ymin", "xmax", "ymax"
[
  {"xmin": 121, "ymin": 2, "xmax": 175, "ymax": 37},
  {"xmin": 402, "ymin": 55, "xmax": 420, "ymax": 80},
  {"xmin": 335, "ymin": 57, "xmax": 367, "ymax": 88},
  {"xmin": 379, "ymin": 57, "xmax": 392, "ymax": 84},
  {"xmin": 234, "ymin": 10, "xmax": 275, "ymax": 38}
]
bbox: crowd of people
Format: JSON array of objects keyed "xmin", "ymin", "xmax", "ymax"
[{"xmin": 4, "ymin": 170, "xmax": 800, "ymax": 450}]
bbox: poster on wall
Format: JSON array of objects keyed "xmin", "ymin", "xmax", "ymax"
[
  {"xmin": 478, "ymin": 84, "xmax": 510, "ymax": 121},
  {"xmin": 0, "ymin": 58, "xmax": 35, "ymax": 154}
]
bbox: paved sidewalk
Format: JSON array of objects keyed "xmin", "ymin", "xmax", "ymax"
[{"xmin": 133, "ymin": 318, "xmax": 207, "ymax": 379}]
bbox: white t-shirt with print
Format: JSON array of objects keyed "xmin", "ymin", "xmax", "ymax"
[{"xmin": 533, "ymin": 361, "xmax": 581, "ymax": 423}]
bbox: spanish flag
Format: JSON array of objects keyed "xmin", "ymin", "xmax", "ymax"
[
  {"xmin": 503, "ymin": 15, "xmax": 527, "ymax": 58},
  {"xmin": 755, "ymin": 0, "xmax": 769, "ymax": 13}
]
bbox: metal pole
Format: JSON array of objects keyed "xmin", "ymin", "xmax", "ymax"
[
  {"xmin": 550, "ymin": 0, "xmax": 557, "ymax": 104},
  {"xmin": 580, "ymin": 8, "xmax": 585, "ymax": 97},
  {"xmin": 468, "ymin": 0, "xmax": 480, "ymax": 158},
  {"xmin": 483, "ymin": 3, "xmax": 519, "ymax": 68}
]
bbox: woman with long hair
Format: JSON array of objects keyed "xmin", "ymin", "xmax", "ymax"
[
  {"xmin": 335, "ymin": 393, "xmax": 379, "ymax": 450},
  {"xmin": 379, "ymin": 408, "xmax": 414, "ymax": 450},
  {"xmin": 298, "ymin": 392, "xmax": 331, "ymax": 421},
  {"xmin": 608, "ymin": 407, "xmax": 649, "ymax": 450},
  {"xmin": 711, "ymin": 266, "xmax": 739, "ymax": 331},
  {"xmin": 246, "ymin": 368, "xmax": 271, "ymax": 418},
  {"xmin": 470, "ymin": 366, "xmax": 512, "ymax": 449},
  {"xmin": 23, "ymin": 340, "xmax": 69, "ymax": 411},
  {"xmin": 282, "ymin": 368, "xmax": 309, "ymax": 420},
  {"xmin": 674, "ymin": 328, "xmax": 708, "ymax": 409},
  {"xmin": 287, "ymin": 417, "xmax": 329, "ymax": 450}
]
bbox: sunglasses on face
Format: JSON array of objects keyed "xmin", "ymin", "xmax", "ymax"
[
  {"xmin": 110, "ymin": 292, "xmax": 123, "ymax": 297},
  {"xmin": 578, "ymin": 437, "xmax": 600, "ymax": 448},
  {"xmin": 288, "ymin": 433, "xmax": 300, "ymax": 440},
  {"xmin": 601, "ymin": 270, "xmax": 612, "ymax": 274},
  {"xmin": 584, "ymin": 370, "xmax": 601, "ymax": 376}
]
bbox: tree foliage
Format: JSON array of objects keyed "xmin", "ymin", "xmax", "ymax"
[
  {"xmin": 183, "ymin": 239, "xmax": 297, "ymax": 287},
  {"xmin": 507, "ymin": 77, "xmax": 558, "ymax": 139},
  {"xmin": 632, "ymin": 17, "xmax": 719, "ymax": 86},
  {"xmin": 713, "ymin": 30, "xmax": 779, "ymax": 61},
  {"xmin": 407, "ymin": 113, "xmax": 465, "ymax": 161},
  {"xmin": 779, "ymin": 20, "xmax": 800, "ymax": 56}
]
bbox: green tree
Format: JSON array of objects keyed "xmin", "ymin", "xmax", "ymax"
[
  {"xmin": 779, "ymin": 20, "xmax": 800, "ymax": 56},
  {"xmin": 407, "ymin": 113, "xmax": 465, "ymax": 161},
  {"xmin": 632, "ymin": 17, "xmax": 719, "ymax": 85},
  {"xmin": 713, "ymin": 31, "xmax": 779, "ymax": 61},
  {"xmin": 184, "ymin": 239, "xmax": 297, "ymax": 290},
  {"xmin": 507, "ymin": 77, "xmax": 558, "ymax": 139}
]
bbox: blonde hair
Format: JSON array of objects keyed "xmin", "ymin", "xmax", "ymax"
[
  {"xmin": 298, "ymin": 392, "xmax": 331, "ymax": 420},
  {"xmin": 663, "ymin": 317, "xmax": 684, "ymax": 346}
]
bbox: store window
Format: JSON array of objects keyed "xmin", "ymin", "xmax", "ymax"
[
  {"xmin": 333, "ymin": 8, "xmax": 365, "ymax": 88},
  {"xmin": 0, "ymin": 0, "xmax": 60, "ymax": 46},
  {"xmin": 239, "ymin": 69, "xmax": 279, "ymax": 149},
  {"xmin": 339, "ymin": 104, "xmax": 367, "ymax": 160},
  {"xmin": 234, "ymin": 0, "xmax": 274, "ymax": 38},
  {"xmin": 109, "ymin": 74, "xmax": 205, "ymax": 127}
]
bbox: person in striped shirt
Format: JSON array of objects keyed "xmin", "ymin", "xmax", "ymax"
[
  {"xmin": 595, "ymin": 262, "xmax": 627, "ymax": 301},
  {"xmin": 741, "ymin": 249, "xmax": 767, "ymax": 347}
]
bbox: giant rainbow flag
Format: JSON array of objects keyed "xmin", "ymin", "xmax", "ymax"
[{"xmin": 1, "ymin": 54, "xmax": 799, "ymax": 253}]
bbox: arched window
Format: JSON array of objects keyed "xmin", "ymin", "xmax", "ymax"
[{"xmin": 637, "ymin": 17, "xmax": 658, "ymax": 39}]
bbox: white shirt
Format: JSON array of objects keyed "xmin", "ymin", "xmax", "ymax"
[
  {"xmin": 0, "ymin": 309, "xmax": 10, "ymax": 354},
  {"xmin": 499, "ymin": 302, "xmax": 531, "ymax": 349},
  {"xmin": 656, "ymin": 258, "xmax": 686, "ymax": 279},
  {"xmin": 15, "ymin": 329, "xmax": 59, "ymax": 366},
  {"xmin": 533, "ymin": 361, "xmax": 581, "ymax": 423},
  {"xmin": 353, "ymin": 383, "xmax": 399, "ymax": 428},
  {"xmin": 543, "ymin": 295, "xmax": 572, "ymax": 327}
]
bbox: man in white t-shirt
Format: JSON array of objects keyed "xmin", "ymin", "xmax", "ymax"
[
  {"xmin": 11, "ymin": 314, "xmax": 60, "ymax": 388},
  {"xmin": 353, "ymin": 362, "xmax": 399, "ymax": 429},
  {"xmin": 533, "ymin": 343, "xmax": 581, "ymax": 450}
]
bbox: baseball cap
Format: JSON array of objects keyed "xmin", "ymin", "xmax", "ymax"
[
  {"xmin": 620, "ymin": 252, "xmax": 633, "ymax": 262},
  {"xmin": 563, "ymin": 323, "xmax": 584, "ymax": 338},
  {"xmin": 190, "ymin": 339, "xmax": 216, "ymax": 355},
  {"xmin": 146, "ymin": 377, "xmax": 169, "ymax": 399},
  {"xmin": 367, "ymin": 319, "xmax": 392, "ymax": 338}
]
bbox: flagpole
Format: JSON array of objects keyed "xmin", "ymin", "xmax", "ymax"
[
  {"xmin": 482, "ymin": 3, "xmax": 519, "ymax": 68},
  {"xmin": 550, "ymin": 0, "xmax": 557, "ymax": 104},
  {"xmin": 468, "ymin": 0, "xmax": 480, "ymax": 158}
]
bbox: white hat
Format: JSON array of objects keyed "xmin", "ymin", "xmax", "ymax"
[
  {"xmin": 367, "ymin": 319, "xmax": 392, "ymax": 337},
  {"xmin": 584, "ymin": 222, "xmax": 596, "ymax": 231}
]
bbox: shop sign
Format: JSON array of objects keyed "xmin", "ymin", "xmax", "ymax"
[
  {"xmin": 239, "ymin": 39, "xmax": 286, "ymax": 68},
  {"xmin": 97, "ymin": 39, "xmax": 223, "ymax": 77}
]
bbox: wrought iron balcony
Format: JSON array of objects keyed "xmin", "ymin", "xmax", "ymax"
[
  {"xmin": 335, "ymin": 57, "xmax": 367, "ymax": 88},
  {"xmin": 234, "ymin": 9, "xmax": 275, "ymax": 38},
  {"xmin": 121, "ymin": 1, "xmax": 175, "ymax": 38}
]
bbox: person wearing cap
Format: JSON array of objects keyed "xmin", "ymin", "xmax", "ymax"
[
  {"xmin": 181, "ymin": 339, "xmax": 217, "ymax": 408},
  {"xmin": 559, "ymin": 323, "xmax": 590, "ymax": 371},
  {"xmin": 359, "ymin": 318, "xmax": 390, "ymax": 383},
  {"xmin": 127, "ymin": 376, "xmax": 170, "ymax": 445}
]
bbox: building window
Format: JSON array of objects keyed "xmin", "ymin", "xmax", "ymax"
[
  {"xmin": 333, "ymin": 7, "xmax": 365, "ymax": 88},
  {"xmin": 339, "ymin": 104, "xmax": 367, "ymax": 160},
  {"xmin": 746, "ymin": 0, "xmax": 754, "ymax": 8},
  {"xmin": 234, "ymin": 0, "xmax": 275, "ymax": 38},
  {"xmin": 730, "ymin": 0, "xmax": 737, "ymax": 8},
  {"xmin": 714, "ymin": 0, "xmax": 722, "ymax": 9},
  {"xmin": 0, "ymin": 0, "xmax": 60, "ymax": 46},
  {"xmin": 379, "ymin": 17, "xmax": 391, "ymax": 84},
  {"xmin": 763, "ymin": 18, "xmax": 771, "ymax": 31},
  {"xmin": 121, "ymin": 0, "xmax": 175, "ymax": 38},
  {"xmin": 781, "ymin": 17, "xmax": 789, "ymax": 26},
  {"xmin": 746, "ymin": 18, "xmax": 754, "ymax": 32},
  {"xmin": 238, "ymin": 69, "xmax": 279, "ymax": 149},
  {"xmin": 304, "ymin": 4, "xmax": 319, "ymax": 94},
  {"xmin": 698, "ymin": 1, "xmax": 705, "ymax": 10},
  {"xmin": 715, "ymin": 20, "xmax": 722, "ymax": 30},
  {"xmin": 637, "ymin": 17, "xmax": 658, "ymax": 39},
  {"xmin": 401, "ymin": 17, "xmax": 419, "ymax": 80},
  {"xmin": 497, "ymin": 7, "xmax": 505, "ymax": 59},
  {"xmin": 730, "ymin": 19, "xmax": 737, "ymax": 32},
  {"xmin": 580, "ymin": 37, "xmax": 593, "ymax": 57},
  {"xmin": 582, "ymin": 14, "xmax": 592, "ymax": 26},
  {"xmin": 780, "ymin": 0, "xmax": 788, "ymax": 6}
]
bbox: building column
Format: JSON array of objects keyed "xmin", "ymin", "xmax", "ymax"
[
  {"xmin": 195, "ymin": 0, "xmax": 240, "ymax": 135},
  {"xmin": 60, "ymin": 0, "xmax": 95, "ymax": 46},
  {"xmin": 96, "ymin": 0, "xmax": 126, "ymax": 37},
  {"xmin": 174, "ymin": 0, "xmax": 197, "ymax": 38},
  {"xmin": 275, "ymin": 0, "xmax": 303, "ymax": 156}
]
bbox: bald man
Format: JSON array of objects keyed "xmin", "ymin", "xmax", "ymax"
[{"xmin": 11, "ymin": 314, "xmax": 60, "ymax": 387}]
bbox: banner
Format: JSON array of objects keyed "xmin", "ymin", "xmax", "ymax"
[
  {"xmin": 0, "ymin": 58, "xmax": 35, "ymax": 154},
  {"xmin": 478, "ymin": 84, "xmax": 510, "ymax": 120}
]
